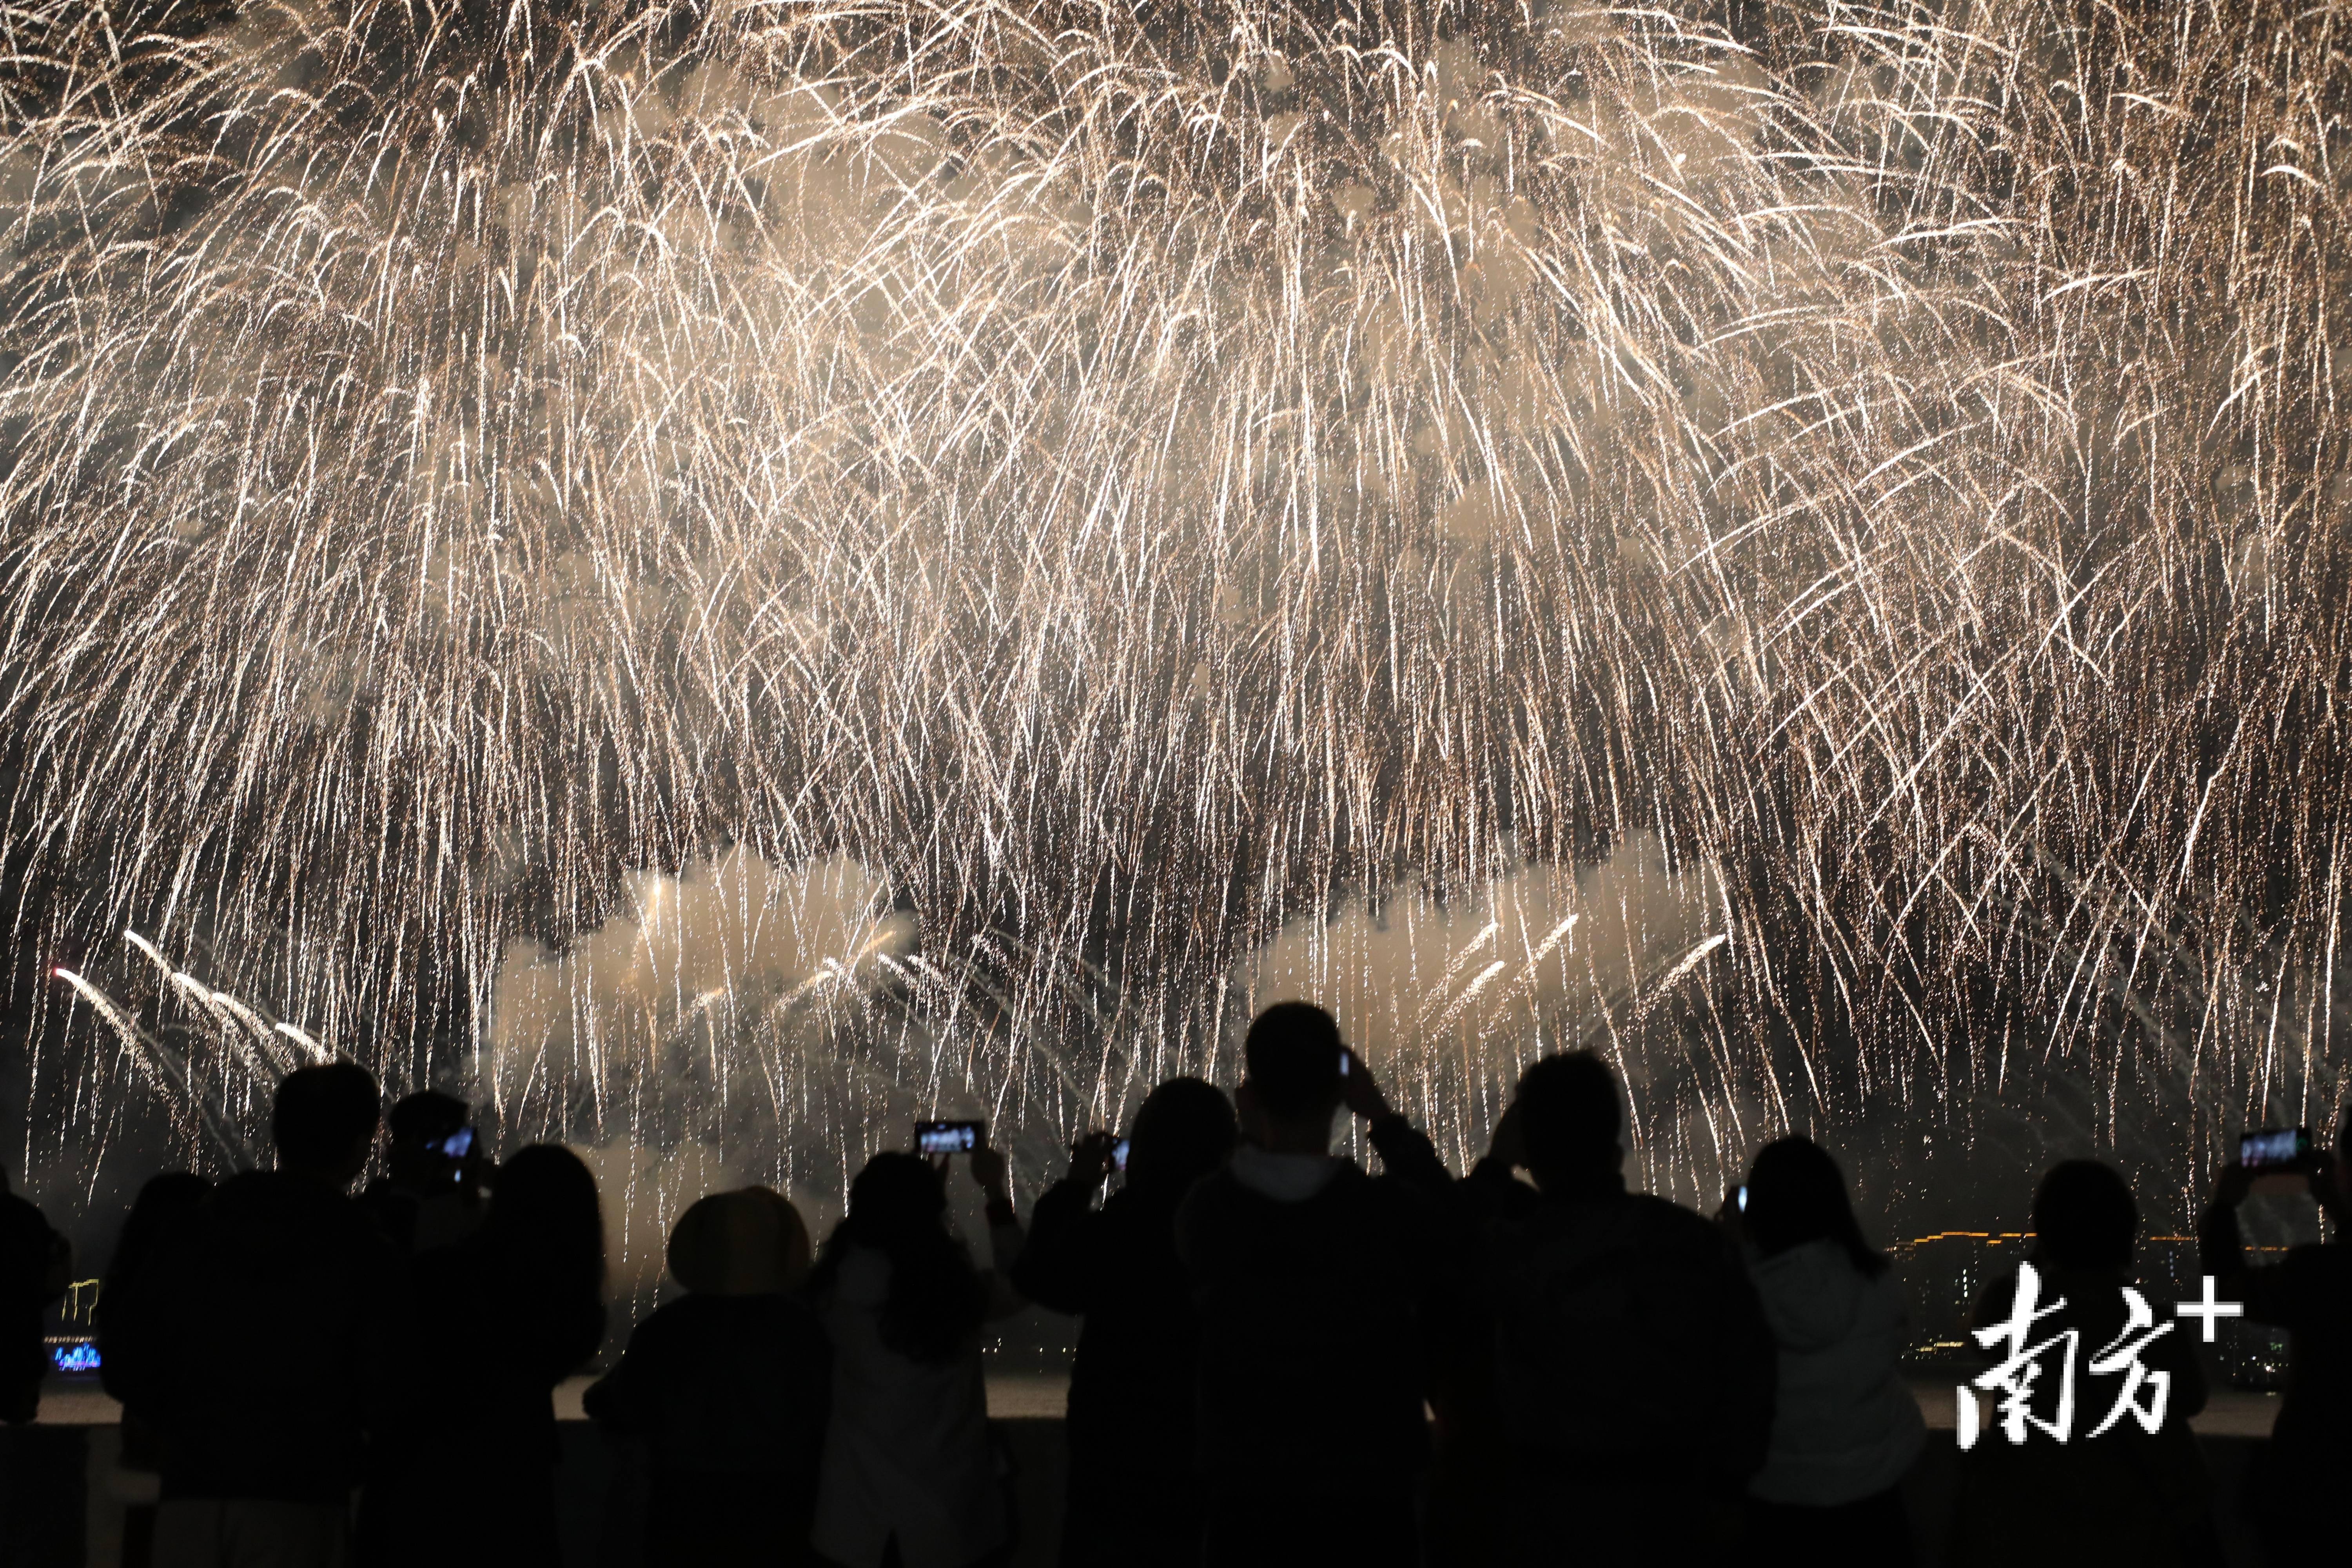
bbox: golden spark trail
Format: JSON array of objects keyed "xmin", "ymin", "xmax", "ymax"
[{"xmin": 0, "ymin": 0, "xmax": 2345, "ymax": 1258}]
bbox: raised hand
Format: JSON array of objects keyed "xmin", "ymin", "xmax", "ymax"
[
  {"xmin": 968, "ymin": 1141, "xmax": 1011, "ymax": 1202},
  {"xmin": 1488, "ymin": 1102, "xmax": 1526, "ymax": 1169},
  {"xmin": 1068, "ymin": 1130, "xmax": 1120, "ymax": 1187},
  {"xmin": 1339, "ymin": 1045, "xmax": 1392, "ymax": 1122}
]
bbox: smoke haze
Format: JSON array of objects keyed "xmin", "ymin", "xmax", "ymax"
[{"xmin": 3, "ymin": 0, "xmax": 2348, "ymax": 1275}]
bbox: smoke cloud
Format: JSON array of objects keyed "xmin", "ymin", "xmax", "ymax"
[
  {"xmin": 1244, "ymin": 834, "xmax": 1728, "ymax": 1171},
  {"xmin": 486, "ymin": 849, "xmax": 914, "ymax": 1297}
]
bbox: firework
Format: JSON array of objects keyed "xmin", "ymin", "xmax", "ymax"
[{"xmin": 3, "ymin": 0, "xmax": 2345, "ymax": 1281}]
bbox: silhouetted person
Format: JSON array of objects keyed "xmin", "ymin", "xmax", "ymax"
[
  {"xmin": 105, "ymin": 1061, "xmax": 408, "ymax": 1568},
  {"xmin": 360, "ymin": 1090, "xmax": 487, "ymax": 1255},
  {"xmin": 360, "ymin": 1143, "xmax": 606, "ymax": 1568},
  {"xmin": 1466, "ymin": 1051, "xmax": 1774, "ymax": 1561},
  {"xmin": 96, "ymin": 1173, "xmax": 212, "ymax": 1568},
  {"xmin": 0, "ymin": 1163, "xmax": 73, "ymax": 1565},
  {"xmin": 2200, "ymin": 1117, "xmax": 2352, "ymax": 1564},
  {"xmin": 1175, "ymin": 1002, "xmax": 1455, "ymax": 1568},
  {"xmin": 586, "ymin": 1187, "xmax": 832, "ymax": 1568},
  {"xmin": 1951, "ymin": 1160, "xmax": 2218, "ymax": 1568},
  {"xmin": 1013, "ymin": 1078, "xmax": 1238, "ymax": 1568},
  {"xmin": 0, "ymin": 1162, "xmax": 70, "ymax": 1425},
  {"xmin": 809, "ymin": 1143, "xmax": 1025, "ymax": 1568},
  {"xmin": 1731, "ymin": 1137, "xmax": 1923, "ymax": 1564}
]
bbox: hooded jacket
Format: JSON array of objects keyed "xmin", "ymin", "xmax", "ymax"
[
  {"xmin": 1746, "ymin": 1238, "xmax": 1925, "ymax": 1505},
  {"xmin": 1176, "ymin": 1152, "xmax": 1445, "ymax": 1499},
  {"xmin": 1483, "ymin": 1182, "xmax": 1777, "ymax": 1495}
]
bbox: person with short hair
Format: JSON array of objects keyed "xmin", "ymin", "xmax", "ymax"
[
  {"xmin": 1174, "ymin": 1002, "xmax": 1454, "ymax": 1568},
  {"xmin": 1732, "ymin": 1136, "xmax": 1924, "ymax": 1564},
  {"xmin": 1951, "ymin": 1160, "xmax": 2218, "ymax": 1568},
  {"xmin": 2200, "ymin": 1116, "xmax": 2352, "ymax": 1565},
  {"xmin": 585, "ymin": 1186, "xmax": 831, "ymax": 1567},
  {"xmin": 107, "ymin": 1061, "xmax": 410, "ymax": 1568},
  {"xmin": 1013, "ymin": 1077, "xmax": 1238, "ymax": 1568},
  {"xmin": 1466, "ymin": 1050, "xmax": 1776, "ymax": 1561}
]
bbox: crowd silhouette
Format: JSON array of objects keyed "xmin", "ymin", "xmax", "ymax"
[{"xmin": 0, "ymin": 1001, "xmax": 2343, "ymax": 1567}]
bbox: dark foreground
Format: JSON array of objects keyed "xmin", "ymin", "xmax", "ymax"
[{"xmin": 0, "ymin": 1379, "xmax": 2286, "ymax": 1568}]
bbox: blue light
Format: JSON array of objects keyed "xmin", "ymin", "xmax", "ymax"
[{"xmin": 49, "ymin": 1341, "xmax": 100, "ymax": 1373}]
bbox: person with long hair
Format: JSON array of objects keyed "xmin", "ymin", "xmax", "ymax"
[
  {"xmin": 1730, "ymin": 1137, "xmax": 1924, "ymax": 1564},
  {"xmin": 361, "ymin": 1143, "xmax": 606, "ymax": 1568},
  {"xmin": 1013, "ymin": 1078, "xmax": 1238, "ymax": 1568},
  {"xmin": 586, "ymin": 1186, "xmax": 831, "ymax": 1567},
  {"xmin": 809, "ymin": 1143, "xmax": 1025, "ymax": 1568}
]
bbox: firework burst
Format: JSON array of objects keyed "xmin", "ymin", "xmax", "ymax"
[{"xmin": 3, "ymin": 0, "xmax": 2347, "ymax": 1263}]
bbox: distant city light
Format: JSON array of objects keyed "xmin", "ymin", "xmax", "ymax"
[{"xmin": 49, "ymin": 1339, "xmax": 100, "ymax": 1374}]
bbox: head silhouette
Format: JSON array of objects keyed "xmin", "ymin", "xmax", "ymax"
[
  {"xmin": 1514, "ymin": 1051, "xmax": 1622, "ymax": 1193},
  {"xmin": 387, "ymin": 1090, "xmax": 465, "ymax": 1145},
  {"xmin": 272, "ymin": 1062, "xmax": 381, "ymax": 1184},
  {"xmin": 743, "ymin": 1186, "xmax": 813, "ymax": 1286},
  {"xmin": 668, "ymin": 1187, "xmax": 812, "ymax": 1296},
  {"xmin": 1742, "ymin": 1137, "xmax": 1887, "ymax": 1276},
  {"xmin": 2031, "ymin": 1160, "xmax": 2137, "ymax": 1275},
  {"xmin": 845, "ymin": 1152, "xmax": 950, "ymax": 1242},
  {"xmin": 813, "ymin": 1152, "xmax": 984, "ymax": 1364},
  {"xmin": 1125, "ymin": 1077, "xmax": 1238, "ymax": 1192},
  {"xmin": 490, "ymin": 1144, "xmax": 605, "ymax": 1298},
  {"xmin": 1240, "ymin": 1002, "xmax": 1344, "ymax": 1150}
]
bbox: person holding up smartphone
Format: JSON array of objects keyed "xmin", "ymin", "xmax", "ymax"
[
  {"xmin": 2199, "ymin": 1117, "xmax": 2352, "ymax": 1565},
  {"xmin": 807, "ymin": 1131, "xmax": 1026, "ymax": 1568},
  {"xmin": 0, "ymin": 1160, "xmax": 71, "ymax": 1426},
  {"xmin": 1012, "ymin": 1080, "xmax": 1238, "ymax": 1568},
  {"xmin": 1172, "ymin": 1003, "xmax": 1463, "ymax": 1568},
  {"xmin": 359, "ymin": 1091, "xmax": 489, "ymax": 1257},
  {"xmin": 585, "ymin": 1188, "xmax": 830, "ymax": 1568}
]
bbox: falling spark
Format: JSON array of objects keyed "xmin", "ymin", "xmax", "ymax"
[
  {"xmin": 0, "ymin": 0, "xmax": 2346, "ymax": 1241},
  {"xmin": 272, "ymin": 1024, "xmax": 330, "ymax": 1063}
]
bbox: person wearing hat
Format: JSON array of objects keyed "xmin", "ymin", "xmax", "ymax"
[{"xmin": 586, "ymin": 1187, "xmax": 832, "ymax": 1567}]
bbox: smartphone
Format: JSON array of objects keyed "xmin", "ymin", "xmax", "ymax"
[
  {"xmin": 1111, "ymin": 1137, "xmax": 1131, "ymax": 1173},
  {"xmin": 916, "ymin": 1119, "xmax": 984, "ymax": 1155},
  {"xmin": 1339, "ymin": 1051, "xmax": 1349, "ymax": 1078},
  {"xmin": 2241, "ymin": 1127, "xmax": 2313, "ymax": 1169},
  {"xmin": 433, "ymin": 1127, "xmax": 475, "ymax": 1161},
  {"xmin": 1736, "ymin": 1184, "xmax": 1748, "ymax": 1213}
]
